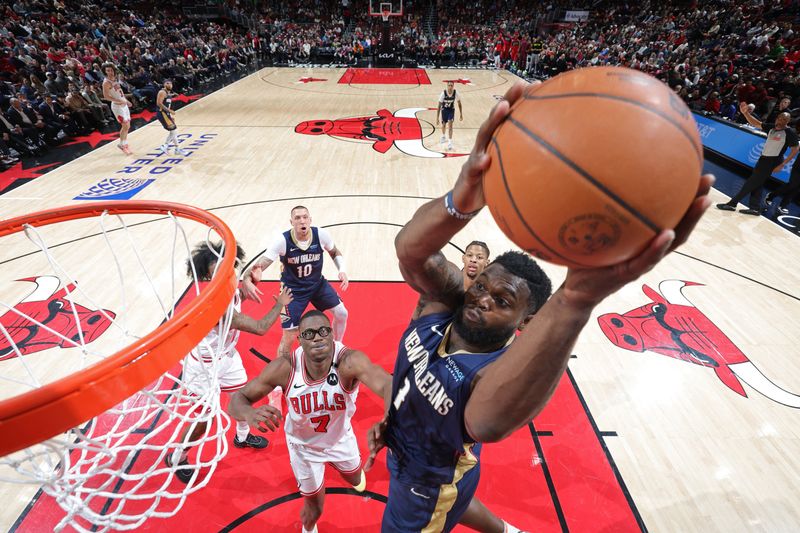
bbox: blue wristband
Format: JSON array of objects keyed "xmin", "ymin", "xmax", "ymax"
[{"xmin": 444, "ymin": 190, "xmax": 483, "ymax": 220}]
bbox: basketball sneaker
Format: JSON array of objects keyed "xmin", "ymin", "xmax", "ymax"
[
  {"xmin": 739, "ymin": 208, "xmax": 760, "ymax": 216},
  {"xmin": 233, "ymin": 434, "xmax": 269, "ymax": 449},
  {"xmin": 120, "ymin": 144, "xmax": 132, "ymax": 155},
  {"xmin": 440, "ymin": 135, "xmax": 446, "ymax": 144},
  {"xmin": 158, "ymin": 144, "xmax": 170, "ymax": 155},
  {"xmin": 175, "ymin": 147, "xmax": 191, "ymax": 156},
  {"xmin": 164, "ymin": 454, "xmax": 194, "ymax": 484},
  {"xmin": 715, "ymin": 203, "xmax": 735, "ymax": 211},
  {"xmin": 117, "ymin": 143, "xmax": 128, "ymax": 154},
  {"xmin": 448, "ymin": 141, "xmax": 453, "ymax": 151}
]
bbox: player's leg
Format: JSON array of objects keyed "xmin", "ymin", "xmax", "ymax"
[
  {"xmin": 118, "ymin": 108, "xmax": 132, "ymax": 153},
  {"xmin": 458, "ymin": 497, "xmax": 524, "ymax": 532},
  {"xmin": 330, "ymin": 438, "xmax": 365, "ymax": 491},
  {"xmin": 447, "ymin": 119, "xmax": 454, "ymax": 150},
  {"xmin": 289, "ymin": 445, "xmax": 326, "ymax": 533},
  {"xmin": 311, "ymin": 280, "xmax": 347, "ymax": 342},
  {"xmin": 223, "ymin": 353, "xmax": 268, "ymax": 449},
  {"xmin": 279, "ymin": 291, "xmax": 309, "ymax": 358}
]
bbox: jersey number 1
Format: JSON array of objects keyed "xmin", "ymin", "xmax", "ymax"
[
  {"xmin": 393, "ymin": 377, "xmax": 411, "ymax": 411},
  {"xmin": 310, "ymin": 414, "xmax": 330, "ymax": 433}
]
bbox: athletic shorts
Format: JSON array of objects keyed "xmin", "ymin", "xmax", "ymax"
[
  {"xmin": 281, "ymin": 279, "xmax": 341, "ymax": 330},
  {"xmin": 182, "ymin": 350, "xmax": 247, "ymax": 395},
  {"xmin": 441, "ymin": 107, "xmax": 455, "ymax": 123},
  {"xmin": 111, "ymin": 103, "xmax": 131, "ymax": 123},
  {"xmin": 382, "ymin": 451, "xmax": 480, "ymax": 532},
  {"xmin": 157, "ymin": 110, "xmax": 177, "ymax": 130},
  {"xmin": 287, "ymin": 441, "xmax": 361, "ymax": 496}
]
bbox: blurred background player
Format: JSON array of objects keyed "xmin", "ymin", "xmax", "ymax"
[
  {"xmin": 167, "ymin": 241, "xmax": 293, "ymax": 483},
  {"xmin": 242, "ymin": 206, "xmax": 349, "ymax": 361},
  {"xmin": 461, "ymin": 240, "xmax": 490, "ymax": 288},
  {"xmin": 229, "ymin": 310, "xmax": 391, "ymax": 533},
  {"xmin": 437, "ymin": 81, "xmax": 463, "ymax": 151},
  {"xmin": 156, "ymin": 80, "xmax": 190, "ymax": 156},
  {"xmin": 102, "ymin": 62, "xmax": 133, "ymax": 155},
  {"xmin": 412, "ymin": 240, "xmax": 490, "ymax": 320}
]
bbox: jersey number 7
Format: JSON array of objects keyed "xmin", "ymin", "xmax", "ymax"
[{"xmin": 310, "ymin": 414, "xmax": 330, "ymax": 433}]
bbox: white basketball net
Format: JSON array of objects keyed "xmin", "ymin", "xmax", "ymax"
[{"xmin": 0, "ymin": 209, "xmax": 238, "ymax": 532}]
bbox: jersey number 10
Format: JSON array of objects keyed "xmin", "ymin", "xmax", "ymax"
[{"xmin": 296, "ymin": 264, "xmax": 313, "ymax": 278}]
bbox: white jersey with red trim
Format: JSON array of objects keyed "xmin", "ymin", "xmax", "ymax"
[
  {"xmin": 191, "ymin": 289, "xmax": 241, "ymax": 362},
  {"xmin": 283, "ymin": 341, "xmax": 360, "ymax": 462}
]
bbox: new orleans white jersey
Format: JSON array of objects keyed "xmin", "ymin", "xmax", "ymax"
[{"xmin": 284, "ymin": 341, "xmax": 360, "ymax": 462}]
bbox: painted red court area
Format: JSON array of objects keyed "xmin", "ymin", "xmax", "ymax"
[
  {"xmin": 15, "ymin": 282, "xmax": 642, "ymax": 532},
  {"xmin": 338, "ymin": 68, "xmax": 431, "ymax": 85}
]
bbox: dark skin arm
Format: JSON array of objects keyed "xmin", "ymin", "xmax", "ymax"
[
  {"xmin": 392, "ymin": 80, "xmax": 714, "ymax": 444},
  {"xmin": 231, "ymin": 287, "xmax": 292, "ymax": 335},
  {"xmin": 228, "ymin": 356, "xmax": 292, "ymax": 432}
]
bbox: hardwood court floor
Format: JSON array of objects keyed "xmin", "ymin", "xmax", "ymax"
[{"xmin": 1, "ymin": 67, "xmax": 799, "ymax": 532}]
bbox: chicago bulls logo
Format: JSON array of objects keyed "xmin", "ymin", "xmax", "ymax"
[
  {"xmin": 295, "ymin": 108, "xmax": 467, "ymax": 158},
  {"xmin": 0, "ymin": 276, "xmax": 115, "ymax": 360},
  {"xmin": 598, "ymin": 280, "xmax": 800, "ymax": 407}
]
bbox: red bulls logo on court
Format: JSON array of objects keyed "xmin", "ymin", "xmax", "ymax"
[
  {"xmin": 598, "ymin": 280, "xmax": 800, "ymax": 407},
  {"xmin": 0, "ymin": 276, "xmax": 115, "ymax": 360},
  {"xmin": 295, "ymin": 108, "xmax": 467, "ymax": 158}
]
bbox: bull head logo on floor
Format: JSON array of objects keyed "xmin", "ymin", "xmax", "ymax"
[
  {"xmin": 0, "ymin": 276, "xmax": 115, "ymax": 360},
  {"xmin": 295, "ymin": 108, "xmax": 467, "ymax": 158},
  {"xmin": 598, "ymin": 280, "xmax": 800, "ymax": 408}
]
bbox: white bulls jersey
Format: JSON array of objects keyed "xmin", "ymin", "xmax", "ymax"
[
  {"xmin": 284, "ymin": 341, "xmax": 360, "ymax": 462},
  {"xmin": 191, "ymin": 290, "xmax": 241, "ymax": 362}
]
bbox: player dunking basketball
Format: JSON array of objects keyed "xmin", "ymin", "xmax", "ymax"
[
  {"xmin": 242, "ymin": 206, "xmax": 349, "ymax": 361},
  {"xmin": 366, "ymin": 82, "xmax": 713, "ymax": 531},
  {"xmin": 437, "ymin": 81, "xmax": 462, "ymax": 151},
  {"xmin": 102, "ymin": 62, "xmax": 132, "ymax": 154},
  {"xmin": 229, "ymin": 310, "xmax": 391, "ymax": 533},
  {"xmin": 156, "ymin": 80, "xmax": 190, "ymax": 156},
  {"xmin": 167, "ymin": 241, "xmax": 293, "ymax": 484}
]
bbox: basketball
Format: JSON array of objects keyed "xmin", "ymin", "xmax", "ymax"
[{"xmin": 483, "ymin": 66, "xmax": 703, "ymax": 268}]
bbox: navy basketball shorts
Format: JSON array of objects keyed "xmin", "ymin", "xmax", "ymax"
[
  {"xmin": 441, "ymin": 107, "xmax": 455, "ymax": 124},
  {"xmin": 281, "ymin": 279, "xmax": 341, "ymax": 330},
  {"xmin": 157, "ymin": 111, "xmax": 177, "ymax": 131},
  {"xmin": 381, "ymin": 453, "xmax": 481, "ymax": 532}
]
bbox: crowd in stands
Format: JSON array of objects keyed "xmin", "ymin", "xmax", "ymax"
[
  {"xmin": 1, "ymin": 0, "xmax": 798, "ymax": 172},
  {"xmin": 0, "ymin": 0, "xmax": 263, "ymax": 169}
]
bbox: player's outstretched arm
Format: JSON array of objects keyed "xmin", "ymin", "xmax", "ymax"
[
  {"xmin": 228, "ymin": 356, "xmax": 292, "ymax": 433},
  {"xmin": 395, "ymin": 81, "xmax": 527, "ymax": 311},
  {"xmin": 232, "ymin": 287, "xmax": 293, "ymax": 335},
  {"xmin": 241, "ymin": 256, "xmax": 274, "ymax": 302},
  {"xmin": 338, "ymin": 349, "xmax": 392, "ymax": 408},
  {"xmin": 464, "ymin": 174, "xmax": 714, "ymax": 443}
]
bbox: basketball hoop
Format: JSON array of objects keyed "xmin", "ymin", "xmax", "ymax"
[{"xmin": 0, "ymin": 201, "xmax": 239, "ymax": 531}]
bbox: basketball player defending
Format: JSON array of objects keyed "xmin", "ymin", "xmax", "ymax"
[
  {"xmin": 167, "ymin": 241, "xmax": 294, "ymax": 483},
  {"xmin": 366, "ymin": 81, "xmax": 714, "ymax": 532},
  {"xmin": 437, "ymin": 81, "xmax": 462, "ymax": 151},
  {"xmin": 102, "ymin": 63, "xmax": 132, "ymax": 154},
  {"xmin": 229, "ymin": 310, "xmax": 392, "ymax": 533},
  {"xmin": 156, "ymin": 80, "xmax": 190, "ymax": 156},
  {"xmin": 242, "ymin": 206, "xmax": 349, "ymax": 361}
]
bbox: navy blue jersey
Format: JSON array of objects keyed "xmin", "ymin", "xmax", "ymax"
[
  {"xmin": 441, "ymin": 89, "xmax": 457, "ymax": 110},
  {"xmin": 385, "ymin": 312, "xmax": 509, "ymax": 486},
  {"xmin": 280, "ymin": 227, "xmax": 325, "ymax": 292}
]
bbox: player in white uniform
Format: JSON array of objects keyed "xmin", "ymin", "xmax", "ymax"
[
  {"xmin": 102, "ymin": 62, "xmax": 133, "ymax": 154},
  {"xmin": 167, "ymin": 241, "xmax": 293, "ymax": 484},
  {"xmin": 229, "ymin": 310, "xmax": 391, "ymax": 533}
]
